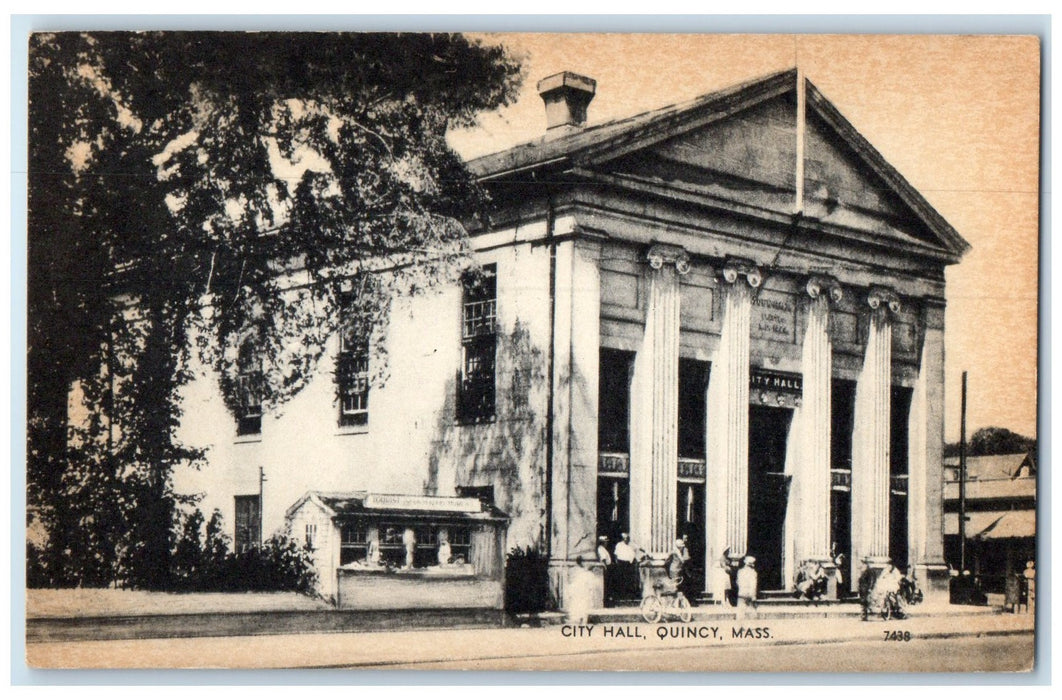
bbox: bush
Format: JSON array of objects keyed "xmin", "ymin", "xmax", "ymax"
[
  {"xmin": 26, "ymin": 541, "xmax": 51, "ymax": 588},
  {"xmin": 168, "ymin": 508, "xmax": 318, "ymax": 595},
  {"xmin": 504, "ymin": 545, "xmax": 554, "ymax": 614}
]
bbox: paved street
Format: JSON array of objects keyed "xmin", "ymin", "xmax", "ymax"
[
  {"xmin": 385, "ymin": 634, "xmax": 1035, "ymax": 672},
  {"xmin": 26, "ymin": 612, "xmax": 1035, "ymax": 672}
]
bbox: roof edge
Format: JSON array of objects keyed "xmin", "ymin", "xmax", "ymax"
[{"xmin": 804, "ymin": 79, "xmax": 972, "ymax": 260}]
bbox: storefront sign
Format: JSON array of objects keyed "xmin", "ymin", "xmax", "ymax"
[
  {"xmin": 364, "ymin": 494, "xmax": 482, "ymax": 512},
  {"xmin": 751, "ymin": 291, "xmax": 796, "ymax": 343}
]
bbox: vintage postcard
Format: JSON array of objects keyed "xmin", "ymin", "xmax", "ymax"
[{"xmin": 23, "ymin": 30, "xmax": 1040, "ymax": 673}]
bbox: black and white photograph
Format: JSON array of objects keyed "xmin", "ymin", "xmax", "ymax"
[{"xmin": 21, "ymin": 28, "xmax": 1041, "ymax": 672}]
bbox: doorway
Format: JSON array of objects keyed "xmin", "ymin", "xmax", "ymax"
[
  {"xmin": 747, "ymin": 405, "xmax": 793, "ymax": 591},
  {"xmin": 677, "ymin": 481, "xmax": 706, "ymax": 596}
]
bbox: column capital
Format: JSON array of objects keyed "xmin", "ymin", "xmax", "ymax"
[
  {"xmin": 721, "ymin": 258, "xmax": 763, "ymax": 288},
  {"xmin": 806, "ymin": 275, "xmax": 844, "ymax": 304},
  {"xmin": 646, "ymin": 244, "xmax": 691, "ymax": 275},
  {"xmin": 867, "ymin": 287, "xmax": 902, "ymax": 316}
]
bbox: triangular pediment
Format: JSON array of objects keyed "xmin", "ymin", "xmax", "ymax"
[{"xmin": 563, "ymin": 73, "xmax": 970, "ymax": 260}]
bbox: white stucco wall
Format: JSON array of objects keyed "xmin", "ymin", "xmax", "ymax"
[{"xmin": 171, "ymin": 236, "xmax": 554, "ymax": 555}]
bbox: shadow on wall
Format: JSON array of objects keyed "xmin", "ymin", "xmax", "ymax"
[{"xmin": 426, "ymin": 321, "xmax": 548, "ymax": 550}]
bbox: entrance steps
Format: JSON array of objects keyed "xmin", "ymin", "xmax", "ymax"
[
  {"xmin": 589, "ymin": 601, "xmax": 1001, "ymax": 623},
  {"xmin": 591, "ymin": 603, "xmax": 864, "ymax": 623}
]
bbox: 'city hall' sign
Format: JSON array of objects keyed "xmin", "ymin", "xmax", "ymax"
[
  {"xmin": 750, "ymin": 368, "xmax": 803, "ymax": 394},
  {"xmin": 750, "ymin": 368, "xmax": 803, "ymax": 408}
]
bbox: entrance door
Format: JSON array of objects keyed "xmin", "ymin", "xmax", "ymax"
[
  {"xmin": 677, "ymin": 481, "xmax": 706, "ymax": 595},
  {"xmin": 748, "ymin": 405, "xmax": 793, "ymax": 591}
]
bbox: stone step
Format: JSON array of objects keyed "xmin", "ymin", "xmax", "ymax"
[{"xmin": 588, "ymin": 602, "xmax": 1001, "ymax": 623}]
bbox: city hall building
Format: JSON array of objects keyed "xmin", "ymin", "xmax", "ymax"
[{"xmin": 174, "ymin": 68, "xmax": 968, "ymax": 609}]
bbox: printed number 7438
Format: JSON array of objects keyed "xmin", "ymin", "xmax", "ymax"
[{"xmin": 884, "ymin": 630, "xmax": 912, "ymax": 641}]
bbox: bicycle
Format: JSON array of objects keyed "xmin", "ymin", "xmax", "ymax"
[{"xmin": 640, "ymin": 576, "xmax": 693, "ymax": 623}]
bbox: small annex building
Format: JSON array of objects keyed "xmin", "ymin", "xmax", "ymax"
[{"xmin": 285, "ymin": 491, "xmax": 508, "ymax": 607}]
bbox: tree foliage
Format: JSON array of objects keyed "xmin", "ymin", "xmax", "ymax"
[
  {"xmin": 27, "ymin": 32, "xmax": 521, "ymax": 587},
  {"xmin": 943, "ymin": 426, "xmax": 1037, "ymax": 458}
]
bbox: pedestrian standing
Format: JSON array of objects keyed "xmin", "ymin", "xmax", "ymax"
[
  {"xmin": 613, "ymin": 532, "xmax": 642, "ymax": 601},
  {"xmin": 1023, "ymin": 560, "xmax": 1036, "ymax": 614},
  {"xmin": 569, "ymin": 556, "xmax": 595, "ymax": 624},
  {"xmin": 718, "ymin": 547, "xmax": 736, "ymax": 607},
  {"xmin": 597, "ymin": 535, "xmax": 613, "ymax": 605},
  {"xmin": 857, "ymin": 558, "xmax": 876, "ymax": 620},
  {"xmin": 736, "ymin": 555, "xmax": 758, "ymax": 619}
]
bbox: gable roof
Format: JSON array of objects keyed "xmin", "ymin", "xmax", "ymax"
[
  {"xmin": 944, "ymin": 453, "xmax": 1036, "ymax": 480},
  {"xmin": 285, "ymin": 490, "xmax": 509, "ymax": 522},
  {"xmin": 468, "ymin": 68, "xmax": 970, "ymax": 260},
  {"xmin": 943, "ymin": 477, "xmax": 1037, "ymax": 502}
]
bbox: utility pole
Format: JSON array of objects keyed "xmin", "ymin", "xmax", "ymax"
[
  {"xmin": 259, "ymin": 466, "xmax": 267, "ymax": 547},
  {"xmin": 959, "ymin": 371, "xmax": 968, "ymax": 572}
]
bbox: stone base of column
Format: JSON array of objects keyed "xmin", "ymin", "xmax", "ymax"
[
  {"xmin": 548, "ymin": 559, "xmax": 604, "ymax": 618},
  {"xmin": 809, "ymin": 558, "xmax": 841, "ymax": 601},
  {"xmin": 862, "ymin": 555, "xmax": 893, "ymax": 574},
  {"xmin": 914, "ymin": 561, "xmax": 951, "ymax": 606},
  {"xmin": 637, "ymin": 557, "xmax": 666, "ymax": 599}
]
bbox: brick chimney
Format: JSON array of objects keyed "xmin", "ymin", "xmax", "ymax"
[{"xmin": 537, "ymin": 72, "xmax": 596, "ymax": 131}]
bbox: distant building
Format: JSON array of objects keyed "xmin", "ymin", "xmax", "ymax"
[
  {"xmin": 943, "ymin": 453, "xmax": 1037, "ymax": 592},
  {"xmin": 173, "ymin": 68, "xmax": 970, "ymax": 610}
]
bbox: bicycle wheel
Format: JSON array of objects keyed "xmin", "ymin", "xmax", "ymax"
[
  {"xmin": 640, "ymin": 595, "xmax": 662, "ymax": 623},
  {"xmin": 675, "ymin": 594, "xmax": 692, "ymax": 623}
]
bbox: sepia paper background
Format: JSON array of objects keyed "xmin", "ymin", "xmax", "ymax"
[{"xmin": 17, "ymin": 25, "xmax": 1043, "ymax": 677}]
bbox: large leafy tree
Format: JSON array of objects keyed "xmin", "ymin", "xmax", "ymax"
[{"xmin": 27, "ymin": 32, "xmax": 521, "ymax": 587}]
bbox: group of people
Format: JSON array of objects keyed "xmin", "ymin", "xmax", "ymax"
[
  {"xmin": 717, "ymin": 548, "xmax": 759, "ymax": 610},
  {"xmin": 857, "ymin": 561, "xmax": 922, "ymax": 620},
  {"xmin": 597, "ymin": 532, "xmax": 649, "ymax": 604}
]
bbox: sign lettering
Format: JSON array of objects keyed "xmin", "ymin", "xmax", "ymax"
[
  {"xmin": 364, "ymin": 494, "xmax": 482, "ymax": 512},
  {"xmin": 751, "ymin": 291, "xmax": 796, "ymax": 343},
  {"xmin": 749, "ymin": 368, "xmax": 803, "ymax": 395}
]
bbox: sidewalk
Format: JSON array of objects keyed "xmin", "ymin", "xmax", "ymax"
[{"xmin": 26, "ymin": 608, "xmax": 1035, "ymax": 670}]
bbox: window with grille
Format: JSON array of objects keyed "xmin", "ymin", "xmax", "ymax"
[
  {"xmin": 305, "ymin": 522, "xmax": 317, "ymax": 550},
  {"xmin": 340, "ymin": 522, "xmax": 369, "ymax": 565},
  {"xmin": 458, "ymin": 264, "xmax": 497, "ymax": 422},
  {"xmin": 449, "ymin": 527, "xmax": 472, "ymax": 564},
  {"xmin": 235, "ymin": 340, "xmax": 263, "ymax": 436},
  {"xmin": 337, "ymin": 324, "xmax": 370, "ymax": 427}
]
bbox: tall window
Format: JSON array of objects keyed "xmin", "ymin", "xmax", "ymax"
[
  {"xmin": 890, "ymin": 385, "xmax": 913, "ymax": 571},
  {"xmin": 678, "ymin": 358, "xmax": 710, "ymax": 459},
  {"xmin": 458, "ymin": 264, "xmax": 497, "ymax": 422},
  {"xmin": 235, "ymin": 340, "xmax": 263, "ymax": 436},
  {"xmin": 337, "ymin": 306, "xmax": 370, "ymax": 427},
  {"xmin": 234, "ymin": 494, "xmax": 261, "ymax": 553},
  {"xmin": 598, "ymin": 349, "xmax": 633, "ymax": 453}
]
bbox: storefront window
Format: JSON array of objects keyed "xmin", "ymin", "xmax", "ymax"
[
  {"xmin": 378, "ymin": 524, "xmax": 407, "ymax": 568},
  {"xmin": 340, "ymin": 522, "xmax": 369, "ymax": 565},
  {"xmin": 449, "ymin": 527, "xmax": 471, "ymax": 564}
]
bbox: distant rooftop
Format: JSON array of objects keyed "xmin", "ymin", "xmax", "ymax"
[{"xmin": 943, "ymin": 452, "xmax": 1036, "ymax": 481}]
